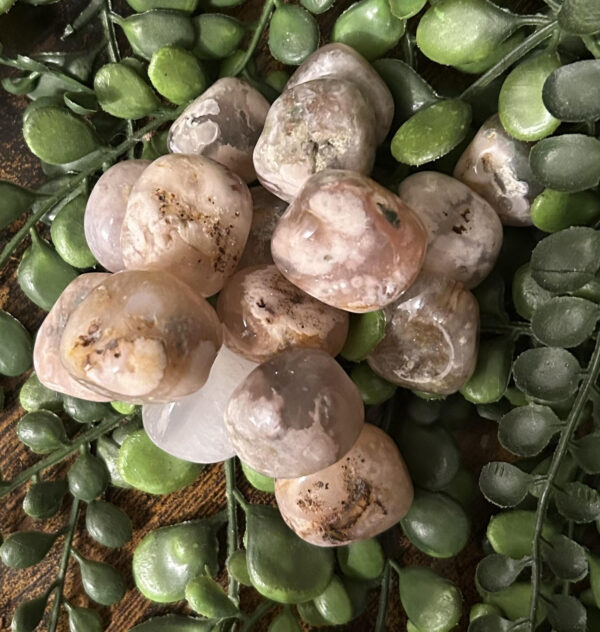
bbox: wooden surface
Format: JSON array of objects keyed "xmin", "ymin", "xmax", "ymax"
[{"xmin": 0, "ymin": 1, "xmax": 511, "ymax": 630}]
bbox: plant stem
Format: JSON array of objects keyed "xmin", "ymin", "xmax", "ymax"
[
  {"xmin": 0, "ymin": 416, "xmax": 125, "ymax": 497},
  {"xmin": 231, "ymin": 0, "xmax": 276, "ymax": 77},
  {"xmin": 528, "ymin": 335, "xmax": 600, "ymax": 625},
  {"xmin": 515, "ymin": 14, "xmax": 554, "ymax": 26},
  {"xmin": 460, "ymin": 21, "xmax": 557, "ymax": 101},
  {"xmin": 374, "ymin": 562, "xmax": 392, "ymax": 632},
  {"xmin": 232, "ymin": 488, "xmax": 250, "ymax": 512},
  {"xmin": 224, "ymin": 459, "xmax": 240, "ymax": 605},
  {"xmin": 240, "ymin": 600, "xmax": 275, "ymax": 632},
  {"xmin": 542, "ymin": 0, "xmax": 561, "ymax": 11},
  {"xmin": 49, "ymin": 497, "xmax": 81, "ymax": 632},
  {"xmin": 482, "ymin": 322, "xmax": 532, "ymax": 337}
]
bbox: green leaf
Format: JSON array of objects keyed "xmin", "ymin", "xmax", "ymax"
[
  {"xmin": 460, "ymin": 337, "xmax": 513, "ymax": 405},
  {"xmin": 487, "ymin": 510, "xmax": 558, "ymax": 558},
  {"xmin": 513, "ymin": 348, "xmax": 581, "ymax": 403},
  {"xmin": 547, "ymin": 594, "xmax": 587, "ymax": 632},
  {"xmin": 531, "ymin": 296, "xmax": 600, "ymax": 348},
  {"xmin": 543, "ymin": 60, "xmax": 600, "ymax": 122},
  {"xmin": 512, "ymin": 263, "xmax": 554, "ymax": 321},
  {"xmin": 340, "ymin": 310, "xmax": 386, "ymax": 362},
  {"xmin": 530, "ymin": 189, "xmax": 600, "ymax": 233},
  {"xmin": 555, "ymin": 482, "xmax": 600, "ymax": 523},
  {"xmin": 558, "ymin": 0, "xmax": 600, "ymax": 35},
  {"xmin": 479, "ymin": 461, "xmax": 532, "ymax": 508},
  {"xmin": 467, "ymin": 615, "xmax": 513, "ymax": 632},
  {"xmin": 129, "ymin": 615, "xmax": 214, "ymax": 631},
  {"xmin": 475, "ymin": 554, "xmax": 530, "ymax": 593},
  {"xmin": 268, "ymin": 5, "xmax": 320, "ymax": 65},
  {"xmin": 498, "ymin": 404, "xmax": 562, "ymax": 457},
  {"xmin": 570, "ymin": 432, "xmax": 600, "ymax": 474},
  {"xmin": 542, "ymin": 535, "xmax": 588, "ymax": 582}
]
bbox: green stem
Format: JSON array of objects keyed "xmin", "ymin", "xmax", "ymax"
[
  {"xmin": 48, "ymin": 497, "xmax": 81, "ymax": 632},
  {"xmin": 482, "ymin": 322, "xmax": 532, "ymax": 337},
  {"xmin": 231, "ymin": 0, "xmax": 276, "ymax": 77},
  {"xmin": 460, "ymin": 21, "xmax": 558, "ymax": 101},
  {"xmin": 0, "ymin": 416, "xmax": 125, "ymax": 497},
  {"xmin": 528, "ymin": 334, "xmax": 600, "ymax": 625},
  {"xmin": 374, "ymin": 562, "xmax": 392, "ymax": 632},
  {"xmin": 100, "ymin": 0, "xmax": 120, "ymax": 63},
  {"xmin": 515, "ymin": 14, "xmax": 554, "ymax": 26},
  {"xmin": 232, "ymin": 488, "xmax": 250, "ymax": 512},
  {"xmin": 224, "ymin": 459, "xmax": 240, "ymax": 605},
  {"xmin": 240, "ymin": 600, "xmax": 275, "ymax": 632},
  {"xmin": 542, "ymin": 0, "xmax": 561, "ymax": 11}
]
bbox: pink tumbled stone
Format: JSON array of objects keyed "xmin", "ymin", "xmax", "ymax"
[
  {"xmin": 275, "ymin": 424, "xmax": 413, "ymax": 546},
  {"xmin": 217, "ymin": 264, "xmax": 349, "ymax": 363},
  {"xmin": 34, "ymin": 273, "xmax": 112, "ymax": 402},
  {"xmin": 368, "ymin": 271, "xmax": 479, "ymax": 395},
  {"xmin": 120, "ymin": 154, "xmax": 252, "ymax": 296},
  {"xmin": 59, "ymin": 270, "xmax": 222, "ymax": 404},
  {"xmin": 271, "ymin": 169, "xmax": 427, "ymax": 313},
  {"xmin": 225, "ymin": 348, "xmax": 364, "ymax": 478}
]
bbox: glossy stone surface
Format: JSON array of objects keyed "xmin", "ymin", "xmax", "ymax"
[
  {"xmin": 285, "ymin": 43, "xmax": 394, "ymax": 145},
  {"xmin": 275, "ymin": 424, "xmax": 413, "ymax": 546},
  {"xmin": 59, "ymin": 270, "xmax": 222, "ymax": 403},
  {"xmin": 271, "ymin": 170, "xmax": 427, "ymax": 312},
  {"xmin": 253, "ymin": 78, "xmax": 377, "ymax": 202},
  {"xmin": 454, "ymin": 115, "xmax": 543, "ymax": 226},
  {"xmin": 225, "ymin": 348, "xmax": 364, "ymax": 478},
  {"xmin": 368, "ymin": 271, "xmax": 479, "ymax": 395},
  {"xmin": 168, "ymin": 78, "xmax": 270, "ymax": 183},
  {"xmin": 84, "ymin": 160, "xmax": 150, "ymax": 272},
  {"xmin": 120, "ymin": 154, "xmax": 252, "ymax": 296},
  {"xmin": 398, "ymin": 171, "xmax": 503, "ymax": 288},
  {"xmin": 143, "ymin": 346, "xmax": 256, "ymax": 463},
  {"xmin": 237, "ymin": 187, "xmax": 287, "ymax": 269},
  {"xmin": 34, "ymin": 273, "xmax": 112, "ymax": 402},
  {"xmin": 217, "ymin": 264, "xmax": 349, "ymax": 362}
]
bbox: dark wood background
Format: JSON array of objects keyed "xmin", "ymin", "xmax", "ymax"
[{"xmin": 0, "ymin": 1, "xmax": 512, "ymax": 629}]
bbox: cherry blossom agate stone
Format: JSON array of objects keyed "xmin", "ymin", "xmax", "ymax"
[
  {"xmin": 217, "ymin": 264, "xmax": 349, "ymax": 363},
  {"xmin": 453, "ymin": 115, "xmax": 543, "ymax": 226},
  {"xmin": 59, "ymin": 270, "xmax": 222, "ymax": 404},
  {"xmin": 253, "ymin": 78, "xmax": 377, "ymax": 202},
  {"xmin": 398, "ymin": 171, "xmax": 503, "ymax": 288},
  {"xmin": 225, "ymin": 348, "xmax": 364, "ymax": 478},
  {"xmin": 120, "ymin": 154, "xmax": 252, "ymax": 296},
  {"xmin": 143, "ymin": 346, "xmax": 256, "ymax": 463},
  {"xmin": 167, "ymin": 78, "xmax": 270, "ymax": 183},
  {"xmin": 275, "ymin": 424, "xmax": 413, "ymax": 546},
  {"xmin": 285, "ymin": 43, "xmax": 394, "ymax": 145},
  {"xmin": 368, "ymin": 271, "xmax": 479, "ymax": 395},
  {"xmin": 237, "ymin": 187, "xmax": 287, "ymax": 269},
  {"xmin": 84, "ymin": 160, "xmax": 150, "ymax": 272},
  {"xmin": 271, "ymin": 170, "xmax": 427, "ymax": 313},
  {"xmin": 34, "ymin": 273, "xmax": 112, "ymax": 402}
]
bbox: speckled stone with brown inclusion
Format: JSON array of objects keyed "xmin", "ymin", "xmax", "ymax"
[
  {"xmin": 120, "ymin": 154, "xmax": 252, "ymax": 296},
  {"xmin": 271, "ymin": 169, "xmax": 427, "ymax": 313},
  {"xmin": 275, "ymin": 424, "xmax": 413, "ymax": 546},
  {"xmin": 217, "ymin": 264, "xmax": 349, "ymax": 363}
]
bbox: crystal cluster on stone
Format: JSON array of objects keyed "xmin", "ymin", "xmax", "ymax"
[
  {"xmin": 59, "ymin": 270, "xmax": 222, "ymax": 403},
  {"xmin": 368, "ymin": 271, "xmax": 479, "ymax": 395},
  {"xmin": 454, "ymin": 115, "xmax": 543, "ymax": 226},
  {"xmin": 217, "ymin": 264, "xmax": 349, "ymax": 363},
  {"xmin": 398, "ymin": 171, "xmax": 503, "ymax": 288},
  {"xmin": 225, "ymin": 348, "xmax": 364, "ymax": 478},
  {"xmin": 120, "ymin": 154, "xmax": 252, "ymax": 296},
  {"xmin": 275, "ymin": 424, "xmax": 413, "ymax": 546},
  {"xmin": 168, "ymin": 77, "xmax": 270, "ymax": 183},
  {"xmin": 271, "ymin": 169, "xmax": 428, "ymax": 312}
]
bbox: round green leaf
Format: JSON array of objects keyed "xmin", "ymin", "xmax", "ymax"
[
  {"xmin": 350, "ymin": 363, "xmax": 396, "ymax": 405},
  {"xmin": 388, "ymin": 0, "xmax": 426, "ymax": 19},
  {"xmin": 86, "ymin": 500, "xmax": 133, "ymax": 548},
  {"xmin": 475, "ymin": 554, "xmax": 530, "ymax": 593},
  {"xmin": 531, "ymin": 296, "xmax": 600, "ymax": 348},
  {"xmin": 0, "ymin": 310, "xmax": 33, "ymax": 377},
  {"xmin": 467, "ymin": 614, "xmax": 514, "ymax": 632},
  {"xmin": 128, "ymin": 615, "xmax": 214, "ymax": 631},
  {"xmin": 558, "ymin": 0, "xmax": 600, "ymax": 35},
  {"xmin": 547, "ymin": 594, "xmax": 587, "ymax": 632},
  {"xmin": 0, "ymin": 180, "xmax": 38, "ymax": 231},
  {"xmin": 391, "ymin": 99, "xmax": 471, "ymax": 166},
  {"xmin": 543, "ymin": 60, "xmax": 600, "ymax": 122},
  {"xmin": 555, "ymin": 482, "xmax": 600, "ymax": 523},
  {"xmin": 531, "ymin": 189, "xmax": 600, "ymax": 233},
  {"xmin": 342, "ymin": 310, "xmax": 386, "ymax": 361},
  {"xmin": 268, "ymin": 5, "xmax": 319, "ymax": 66},
  {"xmin": 460, "ymin": 337, "xmax": 513, "ymax": 405},
  {"xmin": 192, "ymin": 14, "xmax": 245, "ymax": 59},
  {"xmin": 487, "ymin": 509, "xmax": 558, "ymax": 558},
  {"xmin": 498, "ymin": 404, "xmax": 562, "ymax": 457},
  {"xmin": 479, "ymin": 461, "xmax": 532, "ymax": 508},
  {"xmin": 543, "ymin": 535, "xmax": 588, "ymax": 582},
  {"xmin": 185, "ymin": 575, "xmax": 239, "ymax": 618},
  {"xmin": 570, "ymin": 432, "xmax": 600, "ymax": 474},
  {"xmin": 300, "ymin": 0, "xmax": 335, "ymax": 13},
  {"xmin": 148, "ymin": 47, "xmax": 208, "ymax": 105},
  {"xmin": 454, "ymin": 30, "xmax": 524, "ymax": 74},
  {"xmin": 74, "ymin": 552, "xmax": 126, "ymax": 606},
  {"xmin": 0, "ymin": 530, "xmax": 58, "ymax": 568}
]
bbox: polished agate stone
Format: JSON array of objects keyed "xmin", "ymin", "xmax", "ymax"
[
  {"xmin": 454, "ymin": 115, "xmax": 543, "ymax": 226},
  {"xmin": 217, "ymin": 264, "xmax": 349, "ymax": 362},
  {"xmin": 120, "ymin": 154, "xmax": 252, "ymax": 296},
  {"xmin": 275, "ymin": 424, "xmax": 413, "ymax": 546},
  {"xmin": 253, "ymin": 78, "xmax": 377, "ymax": 202},
  {"xmin": 168, "ymin": 78, "xmax": 270, "ymax": 183},
  {"xmin": 59, "ymin": 270, "xmax": 222, "ymax": 403},
  {"xmin": 143, "ymin": 346, "xmax": 256, "ymax": 463},
  {"xmin": 84, "ymin": 160, "xmax": 150, "ymax": 272},
  {"xmin": 34, "ymin": 273, "xmax": 112, "ymax": 402},
  {"xmin": 285, "ymin": 43, "xmax": 394, "ymax": 145},
  {"xmin": 368, "ymin": 271, "xmax": 479, "ymax": 395},
  {"xmin": 271, "ymin": 170, "xmax": 427, "ymax": 313},
  {"xmin": 225, "ymin": 348, "xmax": 364, "ymax": 478},
  {"xmin": 398, "ymin": 172, "xmax": 503, "ymax": 288},
  {"xmin": 237, "ymin": 187, "xmax": 287, "ymax": 269}
]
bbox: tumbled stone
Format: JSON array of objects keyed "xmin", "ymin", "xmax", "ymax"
[
  {"xmin": 286, "ymin": 43, "xmax": 394, "ymax": 145},
  {"xmin": 84, "ymin": 160, "xmax": 150, "ymax": 272},
  {"xmin": 120, "ymin": 154, "xmax": 252, "ymax": 296},
  {"xmin": 34, "ymin": 273, "xmax": 112, "ymax": 402},
  {"xmin": 253, "ymin": 78, "xmax": 377, "ymax": 202},
  {"xmin": 168, "ymin": 77, "xmax": 270, "ymax": 183},
  {"xmin": 367, "ymin": 271, "xmax": 479, "ymax": 395},
  {"xmin": 59, "ymin": 270, "xmax": 222, "ymax": 403},
  {"xmin": 271, "ymin": 169, "xmax": 427, "ymax": 312},
  {"xmin": 143, "ymin": 346, "xmax": 256, "ymax": 463},
  {"xmin": 398, "ymin": 171, "xmax": 503, "ymax": 288},
  {"xmin": 275, "ymin": 423, "xmax": 413, "ymax": 546},
  {"xmin": 225, "ymin": 348, "xmax": 364, "ymax": 478},
  {"xmin": 217, "ymin": 264, "xmax": 349, "ymax": 362},
  {"xmin": 454, "ymin": 114, "xmax": 543, "ymax": 226},
  {"xmin": 237, "ymin": 187, "xmax": 287, "ymax": 269}
]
